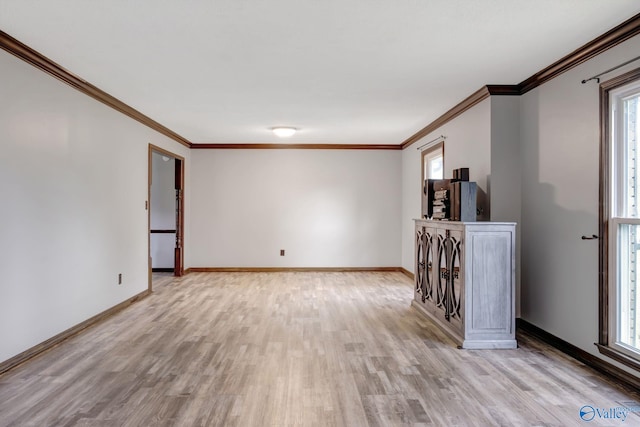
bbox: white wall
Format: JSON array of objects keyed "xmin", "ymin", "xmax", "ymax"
[
  {"xmin": 491, "ymin": 96, "xmax": 522, "ymax": 315},
  {"xmin": 0, "ymin": 48, "xmax": 190, "ymax": 363},
  {"xmin": 401, "ymin": 98, "xmax": 491, "ymax": 271},
  {"xmin": 150, "ymin": 152, "xmax": 176, "ymax": 269},
  {"xmin": 490, "ymin": 96, "xmax": 521, "ymax": 223},
  {"xmin": 190, "ymin": 149, "xmax": 402, "ymax": 267},
  {"xmin": 519, "ymin": 33, "xmax": 640, "ymax": 375}
]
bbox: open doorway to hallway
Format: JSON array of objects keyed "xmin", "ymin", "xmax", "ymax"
[{"xmin": 148, "ymin": 144, "xmax": 185, "ymax": 291}]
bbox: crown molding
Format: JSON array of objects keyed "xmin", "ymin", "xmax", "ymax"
[
  {"xmin": 0, "ymin": 30, "xmax": 193, "ymax": 148},
  {"xmin": 191, "ymin": 143, "xmax": 402, "ymax": 150},
  {"xmin": 4, "ymin": 12, "xmax": 640, "ymax": 153},
  {"xmin": 485, "ymin": 85, "xmax": 522, "ymax": 96},
  {"xmin": 400, "ymin": 86, "xmax": 491, "ymax": 149},
  {"xmin": 519, "ymin": 13, "xmax": 640, "ymax": 94},
  {"xmin": 400, "ymin": 13, "xmax": 640, "ymax": 150}
]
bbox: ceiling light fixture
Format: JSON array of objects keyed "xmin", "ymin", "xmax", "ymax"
[{"xmin": 272, "ymin": 127, "xmax": 297, "ymax": 138}]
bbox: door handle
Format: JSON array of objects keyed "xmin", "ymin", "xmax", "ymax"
[{"xmin": 581, "ymin": 234, "xmax": 599, "ymax": 240}]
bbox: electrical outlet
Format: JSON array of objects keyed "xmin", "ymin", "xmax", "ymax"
[
  {"xmin": 280, "ymin": 249, "xmax": 285, "ymax": 256},
  {"xmin": 118, "ymin": 273, "xmax": 122, "ymax": 285}
]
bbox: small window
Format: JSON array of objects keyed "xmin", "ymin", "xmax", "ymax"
[
  {"xmin": 422, "ymin": 142, "xmax": 444, "ymax": 182},
  {"xmin": 420, "ymin": 141, "xmax": 444, "ymax": 219}
]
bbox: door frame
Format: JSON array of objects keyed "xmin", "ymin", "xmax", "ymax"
[{"xmin": 148, "ymin": 144, "xmax": 186, "ymax": 291}]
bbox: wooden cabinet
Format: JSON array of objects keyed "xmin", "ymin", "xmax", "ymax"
[{"xmin": 412, "ymin": 219, "xmax": 516, "ymax": 349}]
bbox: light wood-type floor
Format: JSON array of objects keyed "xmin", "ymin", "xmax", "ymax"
[{"xmin": 0, "ymin": 272, "xmax": 639, "ymax": 426}]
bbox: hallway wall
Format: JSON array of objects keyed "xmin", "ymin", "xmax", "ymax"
[{"xmin": 0, "ymin": 48, "xmax": 191, "ymax": 363}]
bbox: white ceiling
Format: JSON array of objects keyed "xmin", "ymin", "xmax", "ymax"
[{"xmin": 1, "ymin": 1, "xmax": 639, "ymax": 145}]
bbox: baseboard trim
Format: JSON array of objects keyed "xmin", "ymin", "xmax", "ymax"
[
  {"xmin": 516, "ymin": 319, "xmax": 640, "ymax": 392},
  {"xmin": 152, "ymin": 268, "xmax": 174, "ymax": 273},
  {"xmin": 188, "ymin": 266, "xmax": 406, "ymax": 273},
  {"xmin": 0, "ymin": 289, "xmax": 150, "ymax": 376},
  {"xmin": 400, "ymin": 267, "xmax": 414, "ymax": 280}
]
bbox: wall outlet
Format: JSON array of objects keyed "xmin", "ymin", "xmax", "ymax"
[
  {"xmin": 280, "ymin": 249, "xmax": 285, "ymax": 256},
  {"xmin": 118, "ymin": 273, "xmax": 122, "ymax": 285}
]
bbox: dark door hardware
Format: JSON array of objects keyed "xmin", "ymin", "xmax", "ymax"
[{"xmin": 581, "ymin": 234, "xmax": 599, "ymax": 240}]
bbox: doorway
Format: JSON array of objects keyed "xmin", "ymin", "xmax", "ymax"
[{"xmin": 148, "ymin": 144, "xmax": 185, "ymax": 291}]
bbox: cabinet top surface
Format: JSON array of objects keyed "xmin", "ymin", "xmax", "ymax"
[{"xmin": 413, "ymin": 218, "xmax": 516, "ymax": 226}]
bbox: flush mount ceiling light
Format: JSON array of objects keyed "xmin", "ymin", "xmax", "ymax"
[{"xmin": 271, "ymin": 127, "xmax": 297, "ymax": 138}]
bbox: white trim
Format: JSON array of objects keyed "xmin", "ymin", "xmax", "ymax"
[
  {"xmin": 609, "ymin": 223, "xmax": 640, "ymax": 357},
  {"xmin": 608, "ymin": 77, "xmax": 640, "ymax": 363}
]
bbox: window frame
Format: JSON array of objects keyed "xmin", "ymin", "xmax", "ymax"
[
  {"xmin": 598, "ymin": 67, "xmax": 640, "ymax": 371},
  {"xmin": 421, "ymin": 141, "xmax": 444, "ymax": 183}
]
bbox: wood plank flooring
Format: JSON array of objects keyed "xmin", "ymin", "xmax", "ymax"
[{"xmin": 0, "ymin": 272, "xmax": 639, "ymax": 426}]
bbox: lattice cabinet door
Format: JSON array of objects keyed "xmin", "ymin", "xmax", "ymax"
[
  {"xmin": 434, "ymin": 228, "xmax": 449, "ymax": 320},
  {"xmin": 446, "ymin": 229, "xmax": 464, "ymax": 333},
  {"xmin": 414, "ymin": 224, "xmax": 437, "ymax": 309},
  {"xmin": 415, "ymin": 226, "xmax": 426, "ymax": 299}
]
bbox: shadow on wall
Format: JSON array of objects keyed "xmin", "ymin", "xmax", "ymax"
[
  {"xmin": 520, "ymin": 89, "xmax": 599, "ymax": 341},
  {"xmin": 520, "ymin": 182, "xmax": 598, "ymax": 331},
  {"xmin": 478, "ymin": 180, "xmax": 490, "ymax": 221}
]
